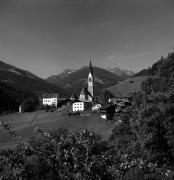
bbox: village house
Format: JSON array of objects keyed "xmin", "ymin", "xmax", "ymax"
[
  {"xmin": 72, "ymin": 101, "xmax": 91, "ymax": 112},
  {"xmin": 108, "ymin": 96, "xmax": 130, "ymax": 104},
  {"xmin": 42, "ymin": 93, "xmax": 59, "ymax": 107}
]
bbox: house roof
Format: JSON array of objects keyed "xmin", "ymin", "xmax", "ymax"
[
  {"xmin": 100, "ymin": 104, "xmax": 115, "ymax": 110},
  {"xmin": 73, "ymin": 100, "xmax": 83, "ymax": 103},
  {"xmin": 73, "ymin": 101, "xmax": 91, "ymax": 104}
]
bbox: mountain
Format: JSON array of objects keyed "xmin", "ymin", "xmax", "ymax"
[
  {"xmin": 0, "ymin": 60, "xmax": 38, "ymax": 79},
  {"xmin": 48, "ymin": 69, "xmax": 76, "ymax": 84},
  {"xmin": 108, "ymin": 51, "xmax": 174, "ymax": 96},
  {"xmin": 0, "ymin": 61, "xmax": 67, "ymax": 97},
  {"xmin": 122, "ymin": 69, "xmax": 135, "ymax": 76},
  {"xmin": 57, "ymin": 69, "xmax": 76, "ymax": 79},
  {"xmin": 108, "ymin": 67, "xmax": 135, "ymax": 77},
  {"xmin": 47, "ymin": 66, "xmax": 122, "ymax": 96}
]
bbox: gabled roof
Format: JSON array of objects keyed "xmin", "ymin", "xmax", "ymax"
[
  {"xmin": 80, "ymin": 87, "xmax": 93, "ymax": 100},
  {"xmin": 80, "ymin": 87, "xmax": 88, "ymax": 96}
]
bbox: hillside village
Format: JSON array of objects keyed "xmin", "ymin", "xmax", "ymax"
[{"xmin": 41, "ymin": 61, "xmax": 131, "ymax": 121}]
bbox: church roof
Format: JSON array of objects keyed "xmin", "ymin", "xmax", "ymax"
[
  {"xmin": 80, "ymin": 87, "xmax": 88, "ymax": 96},
  {"xmin": 89, "ymin": 61, "xmax": 93, "ymax": 75}
]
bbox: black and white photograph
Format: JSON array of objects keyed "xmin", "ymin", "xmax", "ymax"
[{"xmin": 0, "ymin": 0, "xmax": 174, "ymax": 179}]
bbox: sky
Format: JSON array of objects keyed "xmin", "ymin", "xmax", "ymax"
[{"xmin": 0, "ymin": 0, "xmax": 174, "ymax": 78}]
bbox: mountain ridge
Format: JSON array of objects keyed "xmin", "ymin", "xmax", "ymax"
[
  {"xmin": 0, "ymin": 60, "xmax": 39, "ymax": 79},
  {"xmin": 47, "ymin": 66, "xmax": 123, "ymax": 96},
  {"xmin": 107, "ymin": 67, "xmax": 135, "ymax": 77},
  {"xmin": 0, "ymin": 60, "xmax": 67, "ymax": 97}
]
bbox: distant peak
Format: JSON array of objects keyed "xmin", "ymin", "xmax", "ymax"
[{"xmin": 108, "ymin": 67, "xmax": 135, "ymax": 76}]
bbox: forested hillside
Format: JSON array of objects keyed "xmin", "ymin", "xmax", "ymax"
[
  {"xmin": 0, "ymin": 87, "xmax": 18, "ymax": 113},
  {"xmin": 0, "ymin": 82, "xmax": 38, "ymax": 113},
  {"xmin": 140, "ymin": 52, "xmax": 174, "ymax": 93}
]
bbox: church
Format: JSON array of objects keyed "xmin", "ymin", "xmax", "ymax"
[
  {"xmin": 72, "ymin": 61, "xmax": 94, "ymax": 112},
  {"xmin": 79, "ymin": 61, "xmax": 94, "ymax": 102}
]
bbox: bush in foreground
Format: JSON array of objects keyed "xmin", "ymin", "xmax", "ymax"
[{"xmin": 0, "ymin": 126, "xmax": 173, "ymax": 180}]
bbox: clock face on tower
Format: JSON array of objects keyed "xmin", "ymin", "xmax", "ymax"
[{"xmin": 89, "ymin": 77, "xmax": 92, "ymax": 82}]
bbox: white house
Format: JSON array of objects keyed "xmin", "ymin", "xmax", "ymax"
[
  {"xmin": 72, "ymin": 102, "xmax": 85, "ymax": 112},
  {"xmin": 42, "ymin": 93, "xmax": 59, "ymax": 107},
  {"xmin": 72, "ymin": 101, "xmax": 91, "ymax": 112}
]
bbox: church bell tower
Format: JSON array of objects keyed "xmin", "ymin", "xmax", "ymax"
[{"xmin": 88, "ymin": 61, "xmax": 94, "ymax": 102}]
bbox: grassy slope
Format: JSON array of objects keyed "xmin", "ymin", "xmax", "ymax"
[
  {"xmin": 107, "ymin": 76, "xmax": 148, "ymax": 96},
  {"xmin": 0, "ymin": 111, "xmax": 114, "ymax": 149}
]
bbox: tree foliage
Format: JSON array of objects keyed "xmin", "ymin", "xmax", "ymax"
[{"xmin": 0, "ymin": 129, "xmax": 114, "ymax": 180}]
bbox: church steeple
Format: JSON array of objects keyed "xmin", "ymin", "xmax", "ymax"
[
  {"xmin": 88, "ymin": 61, "xmax": 94, "ymax": 102},
  {"xmin": 89, "ymin": 60, "xmax": 93, "ymax": 76}
]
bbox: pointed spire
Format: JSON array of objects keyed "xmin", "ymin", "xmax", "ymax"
[{"xmin": 89, "ymin": 60, "xmax": 93, "ymax": 75}]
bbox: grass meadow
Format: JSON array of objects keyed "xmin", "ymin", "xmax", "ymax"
[
  {"xmin": 107, "ymin": 76, "xmax": 148, "ymax": 96},
  {"xmin": 0, "ymin": 111, "xmax": 114, "ymax": 149}
]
